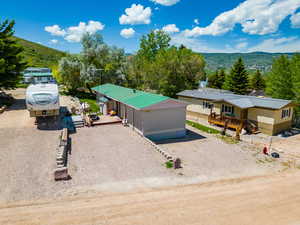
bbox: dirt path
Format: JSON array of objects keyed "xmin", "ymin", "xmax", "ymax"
[{"xmin": 1, "ymin": 171, "xmax": 300, "ymax": 225}]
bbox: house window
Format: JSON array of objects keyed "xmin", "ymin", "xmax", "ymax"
[
  {"xmin": 222, "ymin": 104, "xmax": 234, "ymax": 114},
  {"xmin": 281, "ymin": 108, "xmax": 291, "ymax": 119},
  {"xmin": 203, "ymin": 101, "xmax": 213, "ymax": 109}
]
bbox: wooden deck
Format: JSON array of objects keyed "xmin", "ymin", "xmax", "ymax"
[
  {"xmin": 208, "ymin": 113, "xmax": 244, "ymax": 131},
  {"xmin": 85, "ymin": 115, "xmax": 122, "ymax": 126}
]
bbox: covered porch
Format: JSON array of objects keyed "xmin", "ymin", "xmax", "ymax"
[{"xmin": 207, "ymin": 100, "xmax": 257, "ymax": 134}]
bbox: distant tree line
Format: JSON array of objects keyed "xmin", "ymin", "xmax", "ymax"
[{"xmin": 57, "ymin": 30, "xmax": 205, "ymax": 98}]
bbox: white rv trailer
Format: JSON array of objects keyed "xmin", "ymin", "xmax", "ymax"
[{"xmin": 26, "ymin": 83, "xmax": 60, "ymax": 117}]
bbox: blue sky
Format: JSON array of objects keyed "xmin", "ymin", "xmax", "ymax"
[{"xmin": 2, "ymin": 0, "xmax": 300, "ymax": 53}]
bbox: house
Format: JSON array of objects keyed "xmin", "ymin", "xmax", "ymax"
[
  {"xmin": 23, "ymin": 68, "xmax": 55, "ymax": 84},
  {"xmin": 177, "ymin": 88, "xmax": 295, "ymax": 135},
  {"xmin": 92, "ymin": 84, "xmax": 188, "ymax": 140}
]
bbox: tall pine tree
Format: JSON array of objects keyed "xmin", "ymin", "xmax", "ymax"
[
  {"xmin": 223, "ymin": 58, "xmax": 249, "ymax": 94},
  {"xmin": 0, "ymin": 20, "xmax": 26, "ymax": 89},
  {"xmin": 266, "ymin": 55, "xmax": 294, "ymax": 100},
  {"xmin": 218, "ymin": 68, "xmax": 226, "ymax": 89},
  {"xmin": 208, "ymin": 69, "xmax": 226, "ymax": 89},
  {"xmin": 208, "ymin": 70, "xmax": 219, "ymax": 88},
  {"xmin": 250, "ymin": 69, "xmax": 265, "ymax": 91}
]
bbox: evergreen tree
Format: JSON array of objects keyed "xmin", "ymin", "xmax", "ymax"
[
  {"xmin": 266, "ymin": 55, "xmax": 294, "ymax": 100},
  {"xmin": 208, "ymin": 70, "xmax": 219, "ymax": 88},
  {"xmin": 218, "ymin": 68, "xmax": 226, "ymax": 89},
  {"xmin": 208, "ymin": 69, "xmax": 226, "ymax": 89},
  {"xmin": 0, "ymin": 20, "xmax": 26, "ymax": 89},
  {"xmin": 250, "ymin": 69, "xmax": 265, "ymax": 90},
  {"xmin": 223, "ymin": 58, "xmax": 249, "ymax": 94}
]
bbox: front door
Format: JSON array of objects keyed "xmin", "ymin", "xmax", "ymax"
[{"xmin": 240, "ymin": 109, "xmax": 248, "ymax": 120}]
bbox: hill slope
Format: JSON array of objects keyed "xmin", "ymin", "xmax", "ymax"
[
  {"xmin": 202, "ymin": 52, "xmax": 294, "ymax": 72},
  {"xmin": 14, "ymin": 37, "xmax": 66, "ymax": 68}
]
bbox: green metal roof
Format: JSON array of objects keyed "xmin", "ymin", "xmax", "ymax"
[{"xmin": 92, "ymin": 84, "xmax": 169, "ymax": 109}]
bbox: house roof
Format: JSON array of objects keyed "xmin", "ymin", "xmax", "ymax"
[
  {"xmin": 92, "ymin": 84, "xmax": 187, "ymax": 110},
  {"xmin": 177, "ymin": 89, "xmax": 292, "ymax": 110}
]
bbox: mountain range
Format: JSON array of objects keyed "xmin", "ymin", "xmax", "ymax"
[{"xmin": 15, "ymin": 37, "xmax": 294, "ymax": 72}]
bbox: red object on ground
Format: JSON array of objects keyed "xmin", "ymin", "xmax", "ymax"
[{"xmin": 263, "ymin": 146, "xmax": 268, "ymax": 155}]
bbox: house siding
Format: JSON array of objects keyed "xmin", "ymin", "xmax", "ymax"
[{"xmin": 179, "ymin": 95, "xmax": 293, "ymax": 135}]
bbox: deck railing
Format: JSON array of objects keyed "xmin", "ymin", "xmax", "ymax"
[{"xmin": 208, "ymin": 112, "xmax": 245, "ymax": 131}]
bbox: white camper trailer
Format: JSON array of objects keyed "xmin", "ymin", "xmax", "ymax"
[{"xmin": 26, "ymin": 83, "xmax": 60, "ymax": 117}]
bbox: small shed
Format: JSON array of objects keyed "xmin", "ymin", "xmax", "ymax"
[{"xmin": 92, "ymin": 84, "xmax": 187, "ymax": 141}]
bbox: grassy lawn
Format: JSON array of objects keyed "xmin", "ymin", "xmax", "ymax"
[
  {"xmin": 16, "ymin": 83, "xmax": 29, "ymax": 88},
  {"xmin": 79, "ymin": 98, "xmax": 99, "ymax": 113},
  {"xmin": 186, "ymin": 120, "xmax": 239, "ymax": 144},
  {"xmin": 186, "ymin": 120, "xmax": 220, "ymax": 134}
]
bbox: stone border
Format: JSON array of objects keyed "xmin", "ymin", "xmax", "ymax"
[
  {"xmin": 54, "ymin": 128, "xmax": 70, "ymax": 181},
  {"xmin": 134, "ymin": 130, "xmax": 182, "ymax": 169}
]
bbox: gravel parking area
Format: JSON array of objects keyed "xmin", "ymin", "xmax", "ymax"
[
  {"xmin": 66, "ymin": 125, "xmax": 176, "ymax": 192},
  {"xmin": 156, "ymin": 126, "xmax": 283, "ymax": 181}
]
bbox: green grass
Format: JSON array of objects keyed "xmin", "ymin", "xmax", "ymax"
[
  {"xmin": 186, "ymin": 120, "xmax": 220, "ymax": 134},
  {"xmin": 16, "ymin": 83, "xmax": 29, "ymax": 88},
  {"xmin": 14, "ymin": 36, "xmax": 66, "ymax": 68},
  {"xmin": 79, "ymin": 98, "xmax": 99, "ymax": 113},
  {"xmin": 216, "ymin": 135, "xmax": 239, "ymax": 144},
  {"xmin": 165, "ymin": 161, "xmax": 174, "ymax": 169}
]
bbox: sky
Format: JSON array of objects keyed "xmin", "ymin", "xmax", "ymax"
[{"xmin": 2, "ymin": 0, "xmax": 300, "ymax": 54}]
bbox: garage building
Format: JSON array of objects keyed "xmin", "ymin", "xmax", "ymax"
[{"xmin": 92, "ymin": 84, "xmax": 187, "ymax": 140}]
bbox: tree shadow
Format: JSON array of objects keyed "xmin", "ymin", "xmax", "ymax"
[
  {"xmin": 154, "ymin": 129, "xmax": 207, "ymax": 144},
  {"xmin": 6, "ymin": 99, "xmax": 26, "ymax": 111}
]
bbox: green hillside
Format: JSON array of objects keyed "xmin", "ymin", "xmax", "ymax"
[
  {"xmin": 14, "ymin": 37, "xmax": 66, "ymax": 68},
  {"xmin": 202, "ymin": 52, "xmax": 294, "ymax": 72}
]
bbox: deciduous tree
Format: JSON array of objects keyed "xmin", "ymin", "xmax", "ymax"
[{"xmin": 266, "ymin": 55, "xmax": 294, "ymax": 100}]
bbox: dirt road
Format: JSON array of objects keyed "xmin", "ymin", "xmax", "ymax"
[{"xmin": 1, "ymin": 171, "xmax": 300, "ymax": 225}]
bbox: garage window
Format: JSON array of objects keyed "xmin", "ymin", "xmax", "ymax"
[{"xmin": 281, "ymin": 108, "xmax": 291, "ymax": 119}]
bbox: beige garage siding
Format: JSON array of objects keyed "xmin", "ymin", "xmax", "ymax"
[{"xmin": 142, "ymin": 107, "xmax": 186, "ymax": 136}]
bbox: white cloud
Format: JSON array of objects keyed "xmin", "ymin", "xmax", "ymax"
[
  {"xmin": 45, "ymin": 21, "xmax": 105, "ymax": 43},
  {"xmin": 50, "ymin": 39, "xmax": 58, "ymax": 44},
  {"xmin": 45, "ymin": 25, "xmax": 66, "ymax": 36},
  {"xmin": 65, "ymin": 21, "xmax": 104, "ymax": 42},
  {"xmin": 291, "ymin": 12, "xmax": 300, "ymax": 28},
  {"xmin": 171, "ymin": 33, "xmax": 234, "ymax": 53},
  {"xmin": 120, "ymin": 28, "xmax": 135, "ymax": 38},
  {"xmin": 194, "ymin": 19, "xmax": 199, "ymax": 25},
  {"xmin": 184, "ymin": 0, "xmax": 300, "ymax": 37},
  {"xmin": 150, "ymin": 0, "xmax": 180, "ymax": 6},
  {"xmin": 248, "ymin": 37, "xmax": 300, "ymax": 52},
  {"xmin": 119, "ymin": 4, "xmax": 152, "ymax": 25},
  {"xmin": 162, "ymin": 24, "xmax": 180, "ymax": 33},
  {"xmin": 235, "ymin": 42, "xmax": 248, "ymax": 49}
]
